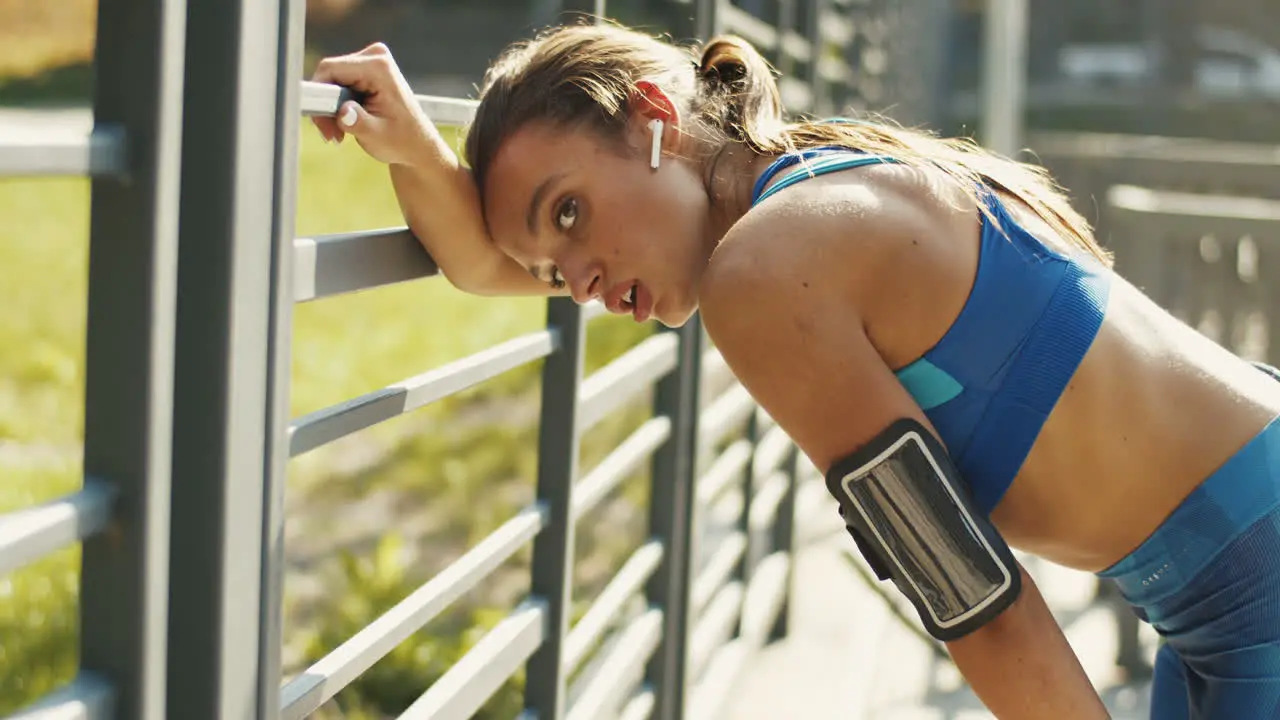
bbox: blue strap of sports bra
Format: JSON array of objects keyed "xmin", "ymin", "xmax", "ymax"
[{"xmin": 751, "ymin": 149, "xmax": 902, "ymax": 207}]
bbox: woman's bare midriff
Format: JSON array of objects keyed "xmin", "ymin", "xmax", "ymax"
[{"xmin": 992, "ymin": 274, "xmax": 1280, "ymax": 572}]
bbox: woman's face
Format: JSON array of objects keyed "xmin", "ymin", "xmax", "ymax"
[{"xmin": 481, "ymin": 115, "xmax": 713, "ymax": 327}]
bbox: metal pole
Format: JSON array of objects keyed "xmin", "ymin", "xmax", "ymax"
[
  {"xmin": 645, "ymin": 319, "xmax": 703, "ymax": 720},
  {"xmin": 522, "ymin": 299, "xmax": 586, "ymax": 720},
  {"xmin": 165, "ymin": 0, "xmax": 289, "ymax": 713},
  {"xmin": 981, "ymin": 0, "xmax": 1028, "ymax": 157},
  {"xmin": 805, "ymin": 0, "xmax": 827, "ymax": 116},
  {"xmin": 79, "ymin": 0, "xmax": 187, "ymax": 715},
  {"xmin": 257, "ymin": 0, "xmax": 308, "ymax": 712},
  {"xmin": 767, "ymin": 445, "xmax": 799, "ymax": 641},
  {"xmin": 732, "ymin": 412, "xmax": 758, "ymax": 601}
]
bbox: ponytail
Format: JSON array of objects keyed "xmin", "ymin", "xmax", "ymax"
[
  {"xmin": 695, "ymin": 36, "xmax": 789, "ymax": 155},
  {"xmin": 691, "ymin": 36, "xmax": 1107, "ymax": 265}
]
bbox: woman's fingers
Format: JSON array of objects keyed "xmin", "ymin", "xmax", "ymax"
[{"xmin": 309, "ymin": 45, "xmax": 399, "ymax": 142}]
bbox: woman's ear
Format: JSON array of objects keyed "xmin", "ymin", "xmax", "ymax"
[{"xmin": 630, "ymin": 80, "xmax": 681, "ymax": 167}]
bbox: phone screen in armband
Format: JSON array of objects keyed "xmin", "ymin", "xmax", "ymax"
[{"xmin": 838, "ymin": 428, "xmax": 1015, "ymax": 633}]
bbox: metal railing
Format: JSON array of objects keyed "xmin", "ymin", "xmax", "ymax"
[
  {"xmin": 0, "ymin": 0, "xmax": 876, "ymax": 718},
  {"xmin": 1106, "ymin": 185, "xmax": 1280, "ymax": 366},
  {"xmin": 1027, "ymin": 131, "xmax": 1280, "ymax": 249}
]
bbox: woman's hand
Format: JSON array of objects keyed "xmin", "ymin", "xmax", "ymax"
[
  {"xmin": 306, "ymin": 42, "xmax": 562, "ymax": 298},
  {"xmin": 309, "ymin": 43, "xmax": 439, "ymax": 167}
]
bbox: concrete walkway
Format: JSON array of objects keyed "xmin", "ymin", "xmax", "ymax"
[{"xmin": 719, "ymin": 481, "xmax": 1158, "ymax": 720}]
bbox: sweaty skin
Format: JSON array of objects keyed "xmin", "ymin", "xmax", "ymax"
[{"xmin": 310, "ymin": 41, "xmax": 1280, "ymax": 719}]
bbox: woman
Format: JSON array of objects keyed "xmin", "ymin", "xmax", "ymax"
[{"xmin": 311, "ymin": 21, "xmax": 1280, "ymax": 719}]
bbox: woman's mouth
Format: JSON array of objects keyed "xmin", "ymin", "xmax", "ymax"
[{"xmin": 611, "ymin": 281, "xmax": 652, "ymax": 323}]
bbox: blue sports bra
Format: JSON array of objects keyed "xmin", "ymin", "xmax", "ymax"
[{"xmin": 750, "ymin": 146, "xmax": 1112, "ymax": 515}]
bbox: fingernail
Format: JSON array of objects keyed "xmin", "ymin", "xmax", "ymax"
[{"xmin": 340, "ymin": 105, "xmax": 358, "ymax": 127}]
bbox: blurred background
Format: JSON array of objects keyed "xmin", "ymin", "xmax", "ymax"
[{"xmin": 1, "ymin": 0, "xmax": 1278, "ymax": 718}]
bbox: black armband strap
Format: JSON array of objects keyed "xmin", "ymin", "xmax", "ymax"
[{"xmin": 826, "ymin": 418, "xmax": 1022, "ymax": 642}]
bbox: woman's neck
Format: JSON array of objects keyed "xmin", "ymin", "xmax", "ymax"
[{"xmin": 701, "ymin": 141, "xmax": 775, "ymax": 247}]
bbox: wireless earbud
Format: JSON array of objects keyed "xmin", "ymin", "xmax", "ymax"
[{"xmin": 648, "ymin": 118, "xmax": 663, "ymax": 170}]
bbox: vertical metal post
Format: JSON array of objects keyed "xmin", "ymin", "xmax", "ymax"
[
  {"xmin": 671, "ymin": 0, "xmax": 720, "ymax": 43},
  {"xmin": 804, "ymin": 0, "xmax": 827, "ymax": 116},
  {"xmin": 767, "ymin": 445, "xmax": 799, "ymax": 641},
  {"xmin": 79, "ymin": 0, "xmax": 187, "ymax": 716},
  {"xmin": 696, "ymin": 0, "xmax": 721, "ymax": 40},
  {"xmin": 773, "ymin": 0, "xmax": 798, "ymax": 79},
  {"xmin": 521, "ymin": 7, "xmax": 602, "ymax": 716},
  {"xmin": 523, "ymin": 298, "xmax": 585, "ymax": 720},
  {"xmin": 981, "ymin": 0, "xmax": 1028, "ymax": 157},
  {"xmin": 551, "ymin": 0, "xmax": 605, "ymax": 24},
  {"xmin": 645, "ymin": 319, "xmax": 703, "ymax": 720},
  {"xmin": 732, "ymin": 413, "xmax": 758, "ymax": 598},
  {"xmin": 165, "ymin": 0, "xmax": 288, "ymax": 714},
  {"xmin": 258, "ymin": 0, "xmax": 307, "ymax": 713}
]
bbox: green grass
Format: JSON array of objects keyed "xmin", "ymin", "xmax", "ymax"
[
  {"xmin": 0, "ymin": 120, "xmax": 654, "ymax": 715},
  {"xmin": 0, "ymin": 123, "xmax": 579, "ymax": 455}
]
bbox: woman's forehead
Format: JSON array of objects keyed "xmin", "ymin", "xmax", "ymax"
[{"xmin": 485, "ymin": 125, "xmax": 595, "ymax": 238}]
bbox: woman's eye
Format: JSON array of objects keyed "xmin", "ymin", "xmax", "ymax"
[{"xmin": 556, "ymin": 198, "xmax": 578, "ymax": 231}]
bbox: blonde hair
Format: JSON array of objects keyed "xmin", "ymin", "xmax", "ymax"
[{"xmin": 465, "ymin": 21, "xmax": 1110, "ymax": 265}]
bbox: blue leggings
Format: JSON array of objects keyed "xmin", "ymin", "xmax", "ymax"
[{"xmin": 1097, "ymin": 402, "xmax": 1280, "ymax": 718}]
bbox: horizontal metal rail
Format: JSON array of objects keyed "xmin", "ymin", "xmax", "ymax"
[
  {"xmin": 278, "ymin": 503, "xmax": 547, "ymax": 719},
  {"xmin": 288, "ymin": 329, "xmax": 557, "ymax": 456},
  {"xmin": 1029, "ymin": 131, "xmax": 1280, "ymax": 166},
  {"xmin": 563, "ymin": 541, "xmax": 664, "ymax": 674},
  {"xmin": 618, "ymin": 687, "xmax": 656, "ymax": 720},
  {"xmin": 1108, "ymin": 185, "xmax": 1280, "ymax": 238},
  {"xmin": 290, "ymin": 227, "xmax": 619, "ymax": 309},
  {"xmin": 400, "ymin": 600, "xmax": 548, "ymax": 720},
  {"xmin": 748, "ymin": 472, "xmax": 790, "ymax": 533},
  {"xmin": 699, "ymin": 347, "xmax": 732, "ymax": 395},
  {"xmin": 687, "ymin": 638, "xmax": 749, "ymax": 720},
  {"xmin": 577, "ymin": 333, "xmax": 680, "ymax": 433},
  {"xmin": 293, "ymin": 228, "xmax": 438, "ymax": 302},
  {"xmin": 582, "ymin": 300, "xmax": 609, "ymax": 323},
  {"xmin": 695, "ymin": 440, "xmax": 753, "ymax": 507},
  {"xmin": 299, "ymin": 80, "xmax": 478, "ymax": 126},
  {"xmin": 7, "ymin": 672, "xmax": 115, "ymax": 720},
  {"xmin": 565, "ymin": 608, "xmax": 664, "ymax": 720},
  {"xmin": 739, "ymin": 553, "xmax": 791, "ymax": 644},
  {"xmin": 690, "ymin": 532, "xmax": 748, "ymax": 618},
  {"xmin": 698, "ymin": 384, "xmax": 756, "ymax": 450},
  {"xmin": 0, "ymin": 126, "xmax": 126, "ymax": 177},
  {"xmin": 571, "ymin": 418, "xmax": 672, "ymax": 520},
  {"xmin": 686, "ymin": 581, "xmax": 745, "ymax": 682},
  {"xmin": 0, "ymin": 480, "xmax": 115, "ymax": 577},
  {"xmin": 688, "ymin": 555, "xmax": 791, "ymax": 718},
  {"xmin": 753, "ymin": 426, "xmax": 794, "ymax": 480}
]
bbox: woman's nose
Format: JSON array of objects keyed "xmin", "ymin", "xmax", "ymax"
[{"xmin": 567, "ymin": 265, "xmax": 602, "ymax": 305}]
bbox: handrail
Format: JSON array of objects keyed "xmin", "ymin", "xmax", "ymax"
[
  {"xmin": 0, "ymin": 481, "xmax": 115, "ymax": 577},
  {"xmin": 279, "ymin": 503, "xmax": 547, "ymax": 719},
  {"xmin": 0, "ymin": 126, "xmax": 126, "ymax": 177},
  {"xmin": 292, "ymin": 228, "xmax": 439, "ymax": 302},
  {"xmin": 287, "ymin": 328, "xmax": 558, "ymax": 456},
  {"xmin": 399, "ymin": 600, "xmax": 548, "ymax": 720},
  {"xmin": 299, "ymin": 80, "xmax": 478, "ymax": 126}
]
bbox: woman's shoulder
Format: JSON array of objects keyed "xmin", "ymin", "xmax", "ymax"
[{"xmin": 702, "ymin": 162, "xmax": 971, "ymax": 322}]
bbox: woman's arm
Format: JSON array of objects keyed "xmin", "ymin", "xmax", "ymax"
[
  {"xmin": 698, "ymin": 180, "xmax": 1108, "ymax": 719},
  {"xmin": 387, "ymin": 158, "xmax": 562, "ymax": 297},
  {"xmin": 949, "ymin": 562, "xmax": 1108, "ymax": 718},
  {"xmin": 310, "ymin": 43, "xmax": 563, "ymax": 297}
]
